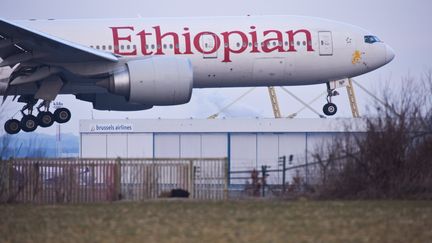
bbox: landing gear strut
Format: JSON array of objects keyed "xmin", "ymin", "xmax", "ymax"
[
  {"xmin": 323, "ymin": 82, "xmax": 339, "ymax": 116},
  {"xmin": 19, "ymin": 96, "xmax": 38, "ymax": 133},
  {"xmin": 36, "ymin": 101, "xmax": 54, "ymax": 128},
  {"xmin": 3, "ymin": 96, "xmax": 72, "ymax": 135}
]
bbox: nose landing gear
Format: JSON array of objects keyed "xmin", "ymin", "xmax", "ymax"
[
  {"xmin": 323, "ymin": 82, "xmax": 339, "ymax": 116},
  {"xmin": 3, "ymin": 97, "xmax": 71, "ymax": 135}
]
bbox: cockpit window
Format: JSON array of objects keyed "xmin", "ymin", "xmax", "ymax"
[{"xmin": 364, "ymin": 35, "xmax": 381, "ymax": 44}]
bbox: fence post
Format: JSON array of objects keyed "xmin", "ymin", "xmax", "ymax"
[
  {"xmin": 114, "ymin": 158, "xmax": 122, "ymax": 201},
  {"xmin": 224, "ymin": 158, "xmax": 229, "ymax": 200},
  {"xmin": 188, "ymin": 160, "xmax": 194, "ymax": 199},
  {"xmin": 7, "ymin": 159, "xmax": 13, "ymax": 203}
]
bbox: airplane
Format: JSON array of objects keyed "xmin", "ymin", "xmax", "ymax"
[{"xmin": 0, "ymin": 15, "xmax": 395, "ymax": 135}]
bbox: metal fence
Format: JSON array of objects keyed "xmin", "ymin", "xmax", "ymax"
[
  {"xmin": 228, "ymin": 160, "xmax": 324, "ymax": 198},
  {"xmin": 0, "ymin": 158, "xmax": 228, "ymax": 204}
]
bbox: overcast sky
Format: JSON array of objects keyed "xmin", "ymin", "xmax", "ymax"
[{"xmin": 1, "ymin": 0, "xmax": 431, "ymax": 135}]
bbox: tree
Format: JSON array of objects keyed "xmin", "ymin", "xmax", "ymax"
[{"xmin": 312, "ymin": 72, "xmax": 432, "ymax": 199}]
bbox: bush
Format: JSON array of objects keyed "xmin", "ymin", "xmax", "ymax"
[{"xmin": 313, "ymin": 73, "xmax": 432, "ymax": 199}]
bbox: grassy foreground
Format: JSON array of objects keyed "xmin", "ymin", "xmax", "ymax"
[{"xmin": 1, "ymin": 200, "xmax": 431, "ymax": 243}]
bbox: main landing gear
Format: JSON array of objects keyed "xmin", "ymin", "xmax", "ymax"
[
  {"xmin": 323, "ymin": 82, "xmax": 339, "ymax": 116},
  {"xmin": 4, "ymin": 96, "xmax": 71, "ymax": 135}
]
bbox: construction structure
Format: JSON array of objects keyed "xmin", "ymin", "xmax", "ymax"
[{"xmin": 208, "ymin": 79, "xmax": 362, "ymax": 120}]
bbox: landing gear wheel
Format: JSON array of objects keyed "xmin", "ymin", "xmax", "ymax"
[
  {"xmin": 323, "ymin": 103, "xmax": 338, "ymax": 116},
  {"xmin": 54, "ymin": 108, "xmax": 71, "ymax": 124},
  {"xmin": 4, "ymin": 119, "xmax": 21, "ymax": 135},
  {"xmin": 37, "ymin": 111, "xmax": 55, "ymax": 128},
  {"xmin": 21, "ymin": 115, "xmax": 38, "ymax": 132}
]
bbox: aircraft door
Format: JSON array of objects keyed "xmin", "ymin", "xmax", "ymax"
[
  {"xmin": 200, "ymin": 33, "xmax": 219, "ymax": 59},
  {"xmin": 318, "ymin": 31, "xmax": 333, "ymax": 56}
]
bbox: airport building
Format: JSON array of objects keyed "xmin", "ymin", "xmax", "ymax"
[{"xmin": 79, "ymin": 118, "xmax": 365, "ymax": 184}]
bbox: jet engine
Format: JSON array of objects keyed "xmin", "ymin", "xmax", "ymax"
[
  {"xmin": 104, "ymin": 57, "xmax": 193, "ymax": 106},
  {"xmin": 76, "ymin": 93, "xmax": 153, "ymax": 111}
]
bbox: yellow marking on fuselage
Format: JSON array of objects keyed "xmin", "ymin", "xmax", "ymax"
[{"xmin": 352, "ymin": 50, "xmax": 362, "ymax": 64}]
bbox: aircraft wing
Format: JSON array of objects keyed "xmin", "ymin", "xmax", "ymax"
[{"xmin": 0, "ymin": 18, "xmax": 119, "ymax": 67}]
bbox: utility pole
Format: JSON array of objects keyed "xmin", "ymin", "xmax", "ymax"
[
  {"xmin": 279, "ymin": 155, "xmax": 294, "ymax": 194},
  {"xmin": 278, "ymin": 156, "xmax": 287, "ymax": 193},
  {"xmin": 261, "ymin": 165, "xmax": 270, "ymax": 197}
]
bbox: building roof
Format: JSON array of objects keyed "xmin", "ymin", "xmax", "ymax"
[{"xmin": 79, "ymin": 118, "xmax": 367, "ymax": 134}]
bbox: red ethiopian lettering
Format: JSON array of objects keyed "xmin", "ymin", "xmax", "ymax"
[
  {"xmin": 154, "ymin": 26, "xmax": 182, "ymax": 55},
  {"xmin": 110, "ymin": 26, "xmax": 137, "ymax": 56},
  {"xmin": 193, "ymin": 32, "xmax": 221, "ymax": 54},
  {"xmin": 286, "ymin": 29, "xmax": 314, "ymax": 52},
  {"xmin": 137, "ymin": 30, "xmax": 153, "ymax": 55},
  {"xmin": 221, "ymin": 31, "xmax": 248, "ymax": 62},
  {"xmin": 262, "ymin": 30, "xmax": 284, "ymax": 53}
]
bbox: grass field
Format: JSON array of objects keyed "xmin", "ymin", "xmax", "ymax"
[{"xmin": 1, "ymin": 200, "xmax": 432, "ymax": 243}]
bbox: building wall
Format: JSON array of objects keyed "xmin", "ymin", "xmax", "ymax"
[
  {"xmin": 81, "ymin": 131, "xmax": 334, "ymax": 173},
  {"xmin": 80, "ymin": 119, "xmax": 364, "ymax": 183}
]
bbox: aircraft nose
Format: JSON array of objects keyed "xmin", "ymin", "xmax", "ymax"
[{"xmin": 385, "ymin": 44, "xmax": 395, "ymax": 63}]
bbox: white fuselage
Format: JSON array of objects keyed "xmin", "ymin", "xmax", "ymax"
[{"xmin": 9, "ymin": 15, "xmax": 393, "ymax": 90}]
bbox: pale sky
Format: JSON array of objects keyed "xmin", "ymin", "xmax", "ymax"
[{"xmin": 1, "ymin": 0, "xmax": 431, "ymax": 135}]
